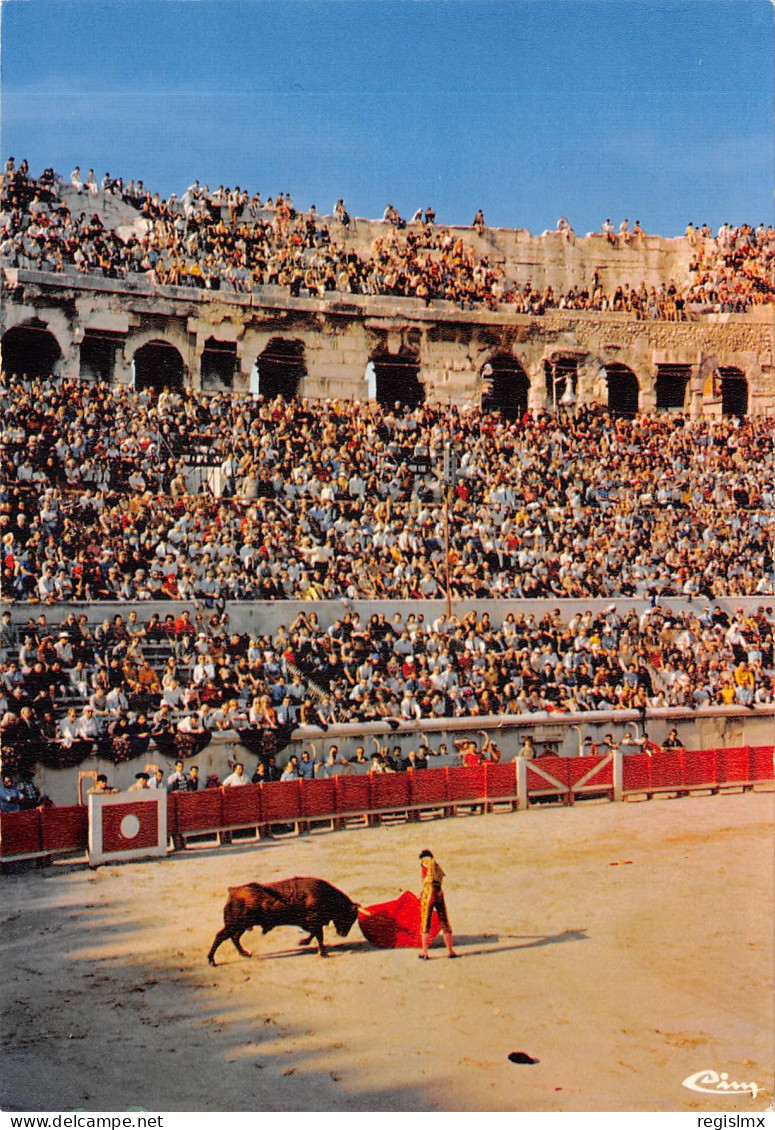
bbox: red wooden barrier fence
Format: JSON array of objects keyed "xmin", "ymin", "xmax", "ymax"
[{"xmin": 1, "ymin": 747, "xmax": 772, "ymax": 863}]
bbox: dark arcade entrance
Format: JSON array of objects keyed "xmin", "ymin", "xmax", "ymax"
[
  {"xmin": 481, "ymin": 354, "xmax": 530, "ymax": 419},
  {"xmin": 80, "ymin": 330, "xmax": 123, "ymax": 384},
  {"xmin": 200, "ymin": 337, "xmax": 237, "ymax": 392},
  {"xmin": 543, "ymin": 356, "xmax": 578, "ymax": 414},
  {"xmin": 371, "ymin": 350, "xmax": 425, "ymax": 409},
  {"xmin": 717, "ymin": 367, "xmax": 748, "ymax": 417},
  {"xmin": 655, "ymin": 364, "xmax": 691, "ymax": 410},
  {"xmin": 133, "ymin": 340, "xmax": 185, "ymax": 393},
  {"xmin": 257, "ymin": 338, "xmax": 306, "ymax": 401},
  {"xmin": 1, "ymin": 321, "xmax": 61, "ymax": 378},
  {"xmin": 604, "ymin": 362, "xmax": 639, "ymax": 418}
]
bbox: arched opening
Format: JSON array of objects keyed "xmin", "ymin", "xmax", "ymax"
[
  {"xmin": 370, "ymin": 350, "xmax": 424, "ymax": 409},
  {"xmin": 543, "ymin": 356, "xmax": 578, "ymax": 415},
  {"xmin": 604, "ymin": 362, "xmax": 639, "ymax": 418},
  {"xmin": 480, "ymin": 354, "xmax": 530, "ymax": 420},
  {"xmin": 133, "ymin": 340, "xmax": 185, "ymax": 393},
  {"xmin": 1, "ymin": 321, "xmax": 61, "ymax": 378},
  {"xmin": 257, "ymin": 338, "xmax": 306, "ymax": 401},
  {"xmin": 718, "ymin": 367, "xmax": 748, "ymax": 417},
  {"xmin": 200, "ymin": 337, "xmax": 236, "ymax": 392},
  {"xmin": 655, "ymin": 363, "xmax": 690, "ymax": 410},
  {"xmin": 80, "ymin": 330, "xmax": 124, "ymax": 384}
]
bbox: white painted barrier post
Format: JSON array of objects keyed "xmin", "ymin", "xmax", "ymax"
[
  {"xmin": 613, "ymin": 751, "xmax": 624, "ymax": 803},
  {"xmin": 516, "ymin": 756, "xmax": 528, "ymax": 810}
]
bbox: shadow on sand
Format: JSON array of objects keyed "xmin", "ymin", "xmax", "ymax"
[{"xmin": 219, "ymin": 926, "xmax": 588, "ymax": 963}]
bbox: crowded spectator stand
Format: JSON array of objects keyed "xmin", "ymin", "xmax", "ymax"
[
  {"xmin": 0, "ymin": 160, "xmax": 773, "ymax": 845},
  {"xmin": 1, "ymin": 161, "xmax": 773, "ymax": 312}
]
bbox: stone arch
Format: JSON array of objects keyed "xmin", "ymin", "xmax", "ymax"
[
  {"xmin": 256, "ymin": 337, "xmax": 306, "ymax": 401},
  {"xmin": 604, "ymin": 362, "xmax": 639, "ymax": 418},
  {"xmin": 481, "ymin": 354, "xmax": 530, "ymax": 419},
  {"xmin": 133, "ymin": 339, "xmax": 185, "ymax": 393},
  {"xmin": 1, "ymin": 320, "xmax": 62, "ymax": 378},
  {"xmin": 717, "ymin": 366, "xmax": 748, "ymax": 417},
  {"xmin": 369, "ymin": 349, "xmax": 424, "ymax": 409}
]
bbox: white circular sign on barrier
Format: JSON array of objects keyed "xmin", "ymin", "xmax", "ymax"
[{"xmin": 120, "ymin": 813, "xmax": 141, "ymax": 840}]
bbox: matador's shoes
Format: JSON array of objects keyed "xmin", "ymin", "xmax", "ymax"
[
  {"xmin": 418, "ymin": 953, "xmax": 430, "ymax": 960},
  {"xmin": 447, "ymin": 952, "xmax": 458, "ymax": 959}
]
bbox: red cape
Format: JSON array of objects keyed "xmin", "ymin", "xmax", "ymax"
[{"xmin": 358, "ymin": 890, "xmax": 441, "ymax": 949}]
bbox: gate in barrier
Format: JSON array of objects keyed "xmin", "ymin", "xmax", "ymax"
[
  {"xmin": 567, "ymin": 754, "xmax": 615, "ymax": 802},
  {"xmin": 519, "ymin": 756, "xmax": 571, "ymax": 808}
]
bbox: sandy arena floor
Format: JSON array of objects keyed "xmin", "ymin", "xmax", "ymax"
[{"xmin": 1, "ymin": 791, "xmax": 773, "ymax": 1114}]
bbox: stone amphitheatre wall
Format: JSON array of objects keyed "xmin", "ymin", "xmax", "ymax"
[{"xmin": 1, "ymin": 190, "xmax": 773, "ymax": 415}]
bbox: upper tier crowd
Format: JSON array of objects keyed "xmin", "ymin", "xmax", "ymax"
[
  {"xmin": 1, "ymin": 160, "xmax": 773, "ymax": 315},
  {"xmin": 2, "ymin": 376, "xmax": 773, "ymax": 608}
]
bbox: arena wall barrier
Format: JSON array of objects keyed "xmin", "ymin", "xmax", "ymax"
[
  {"xmin": 29, "ymin": 703, "xmax": 775, "ymax": 805},
  {"xmin": 521, "ymin": 756, "xmax": 571, "ymax": 807},
  {"xmin": 369, "ymin": 773, "xmax": 411, "ymax": 817},
  {"xmin": 0, "ymin": 748, "xmax": 772, "ymax": 864},
  {"xmin": 444, "ymin": 765, "xmax": 487, "ymax": 813},
  {"xmin": 646, "ymin": 750, "xmax": 685, "ymax": 796},
  {"xmin": 716, "ymin": 747, "xmax": 753, "ymax": 790},
  {"xmin": 173, "ymin": 789, "xmax": 224, "ymax": 839},
  {"xmin": 483, "ymin": 761, "xmax": 519, "ymax": 808},
  {"xmin": 333, "ymin": 774, "xmax": 372, "ymax": 826},
  {"xmin": 40, "ymin": 805, "xmax": 88, "ymax": 855},
  {"xmin": 749, "ymin": 745, "xmax": 775, "ymax": 785},
  {"xmin": 0, "ymin": 809, "xmax": 44, "ymax": 861},
  {"xmin": 259, "ymin": 779, "xmax": 302, "ymax": 833},
  {"xmin": 620, "ymin": 753, "xmax": 652, "ymax": 797},
  {"xmin": 567, "ymin": 754, "xmax": 615, "ymax": 802},
  {"xmin": 681, "ymin": 748, "xmax": 719, "ymax": 793},
  {"xmin": 299, "ymin": 778, "xmax": 338, "ymax": 830},
  {"xmin": 220, "ymin": 784, "xmax": 262, "ymax": 832},
  {"xmin": 409, "ymin": 767, "xmax": 450, "ymax": 816}
]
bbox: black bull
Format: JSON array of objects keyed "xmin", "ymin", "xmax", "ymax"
[{"xmin": 207, "ymin": 877, "xmax": 361, "ymax": 964}]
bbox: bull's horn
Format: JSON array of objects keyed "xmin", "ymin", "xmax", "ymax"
[{"xmin": 357, "ymin": 906, "xmax": 372, "ymax": 917}]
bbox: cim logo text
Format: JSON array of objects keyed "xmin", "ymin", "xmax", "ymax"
[{"xmin": 683, "ymin": 1069, "xmax": 759, "ymax": 1100}]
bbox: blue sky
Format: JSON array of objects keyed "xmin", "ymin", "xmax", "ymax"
[{"xmin": 1, "ymin": 0, "xmax": 772, "ymax": 235}]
